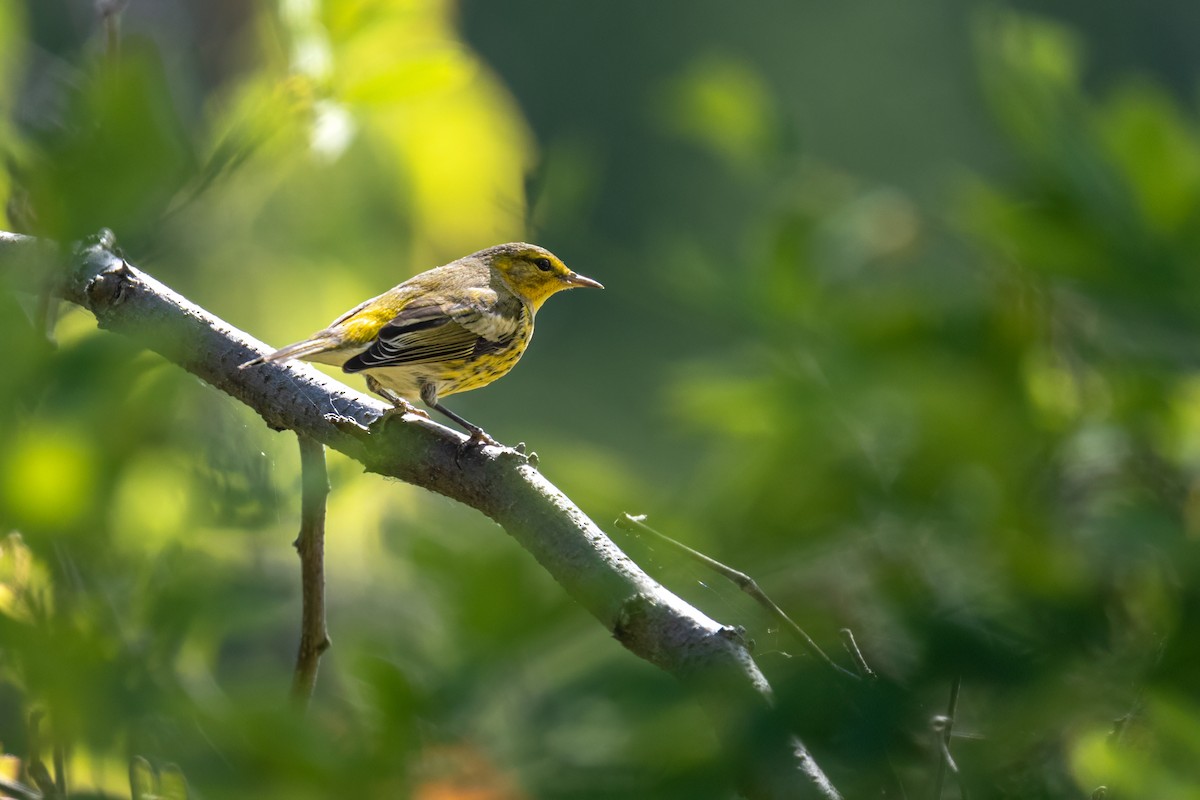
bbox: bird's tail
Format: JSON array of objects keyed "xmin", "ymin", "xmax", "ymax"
[{"xmin": 239, "ymin": 336, "xmax": 340, "ymax": 370}]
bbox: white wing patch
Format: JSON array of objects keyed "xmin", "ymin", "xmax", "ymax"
[{"xmin": 458, "ymin": 306, "xmax": 524, "ymax": 342}]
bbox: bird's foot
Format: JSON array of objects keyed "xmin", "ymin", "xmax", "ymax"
[
  {"xmin": 462, "ymin": 426, "xmax": 499, "ymax": 449},
  {"xmin": 371, "ymin": 399, "xmax": 430, "ymax": 432},
  {"xmin": 453, "ymin": 427, "xmax": 501, "ymax": 466},
  {"xmin": 366, "ymin": 376, "xmax": 429, "ymax": 420},
  {"xmin": 324, "ymin": 412, "xmax": 369, "ymax": 433},
  {"xmin": 382, "ymin": 398, "xmax": 430, "ymax": 421}
]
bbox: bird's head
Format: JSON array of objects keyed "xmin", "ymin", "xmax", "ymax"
[{"xmin": 482, "ymin": 243, "xmax": 603, "ymax": 309}]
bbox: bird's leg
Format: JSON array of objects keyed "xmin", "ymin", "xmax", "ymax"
[
  {"xmin": 419, "ymin": 383, "xmax": 498, "ymax": 448},
  {"xmin": 366, "ymin": 376, "xmax": 429, "ymax": 419},
  {"xmin": 433, "ymin": 402, "xmax": 499, "ymax": 448}
]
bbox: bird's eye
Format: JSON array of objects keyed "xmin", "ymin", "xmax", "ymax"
[{"xmin": 534, "ymin": 257, "xmax": 553, "ymax": 272}]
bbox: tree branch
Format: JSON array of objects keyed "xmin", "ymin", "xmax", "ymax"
[
  {"xmin": 1, "ymin": 231, "xmax": 841, "ymax": 800},
  {"xmin": 291, "ymin": 434, "xmax": 331, "ymax": 705}
]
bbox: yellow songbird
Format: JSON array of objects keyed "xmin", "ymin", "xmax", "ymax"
[{"xmin": 241, "ymin": 243, "xmax": 603, "ymax": 446}]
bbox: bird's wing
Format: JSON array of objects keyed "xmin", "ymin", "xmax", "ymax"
[{"xmin": 341, "ymin": 291, "xmax": 512, "ymax": 372}]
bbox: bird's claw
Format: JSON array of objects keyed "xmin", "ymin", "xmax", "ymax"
[
  {"xmin": 464, "ymin": 427, "xmax": 499, "ymax": 449},
  {"xmin": 381, "ymin": 400, "xmax": 430, "ymax": 421},
  {"xmin": 324, "ymin": 412, "xmax": 369, "ymax": 433},
  {"xmin": 453, "ymin": 428, "xmax": 501, "ymax": 467}
]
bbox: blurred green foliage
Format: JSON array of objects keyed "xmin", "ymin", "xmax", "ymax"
[{"xmin": 2, "ymin": 0, "xmax": 1200, "ymax": 798}]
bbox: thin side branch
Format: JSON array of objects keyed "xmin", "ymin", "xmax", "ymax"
[
  {"xmin": 291, "ymin": 434, "xmax": 331, "ymax": 705},
  {"xmin": 0, "ymin": 231, "xmax": 841, "ymax": 800},
  {"xmin": 931, "ymin": 674, "xmax": 963, "ymax": 800},
  {"xmin": 838, "ymin": 628, "xmax": 876, "ymax": 680},
  {"xmin": 616, "ymin": 512, "xmax": 860, "ymax": 682}
]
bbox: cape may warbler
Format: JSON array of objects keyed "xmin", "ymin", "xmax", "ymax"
[{"xmin": 241, "ymin": 243, "xmax": 602, "ymax": 445}]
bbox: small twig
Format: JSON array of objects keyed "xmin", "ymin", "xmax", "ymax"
[
  {"xmin": 291, "ymin": 434, "xmax": 331, "ymax": 705},
  {"xmin": 838, "ymin": 628, "xmax": 876, "ymax": 680},
  {"xmin": 931, "ymin": 675, "xmax": 963, "ymax": 800},
  {"xmin": 615, "ymin": 513, "xmax": 859, "ymax": 682}
]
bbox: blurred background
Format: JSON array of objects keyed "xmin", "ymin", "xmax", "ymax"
[{"xmin": 3, "ymin": 0, "xmax": 1200, "ymax": 797}]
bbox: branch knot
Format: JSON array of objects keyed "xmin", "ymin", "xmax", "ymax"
[{"xmin": 84, "ymin": 253, "xmax": 135, "ymax": 309}]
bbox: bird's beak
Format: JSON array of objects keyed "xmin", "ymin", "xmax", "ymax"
[{"xmin": 564, "ymin": 271, "xmax": 604, "ymax": 289}]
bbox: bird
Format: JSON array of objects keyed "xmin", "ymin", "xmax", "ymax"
[{"xmin": 240, "ymin": 242, "xmax": 603, "ymax": 446}]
